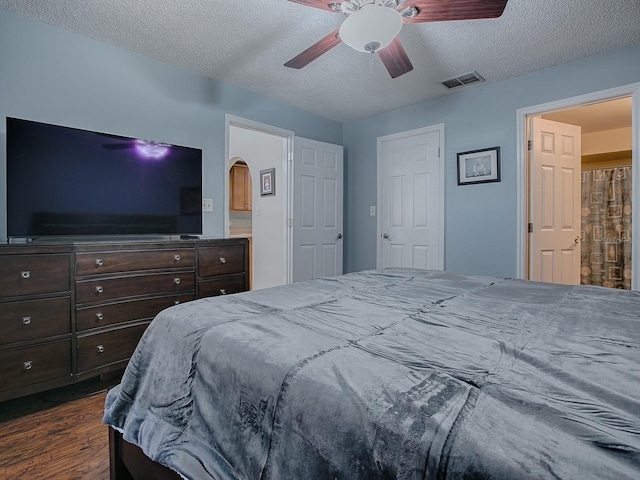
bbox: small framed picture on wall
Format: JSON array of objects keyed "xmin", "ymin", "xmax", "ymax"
[
  {"xmin": 260, "ymin": 168, "xmax": 275, "ymax": 196},
  {"xmin": 457, "ymin": 146, "xmax": 500, "ymax": 185}
]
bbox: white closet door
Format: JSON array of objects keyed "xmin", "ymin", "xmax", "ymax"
[{"xmin": 378, "ymin": 127, "xmax": 443, "ymax": 270}]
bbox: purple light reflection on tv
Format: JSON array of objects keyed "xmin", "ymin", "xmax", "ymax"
[{"xmin": 135, "ymin": 139, "xmax": 170, "ymax": 159}]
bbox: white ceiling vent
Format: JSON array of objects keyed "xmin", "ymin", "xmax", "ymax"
[{"xmin": 442, "ymin": 71, "xmax": 485, "ymax": 89}]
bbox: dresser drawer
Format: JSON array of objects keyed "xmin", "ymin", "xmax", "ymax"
[
  {"xmin": 0, "ymin": 297, "xmax": 71, "ymax": 345},
  {"xmin": 76, "ymin": 293, "xmax": 195, "ymax": 332},
  {"xmin": 76, "ymin": 249, "xmax": 195, "ymax": 276},
  {"xmin": 76, "ymin": 271, "xmax": 195, "ymax": 304},
  {"xmin": 0, "ymin": 254, "xmax": 70, "ymax": 298},
  {"xmin": 0, "ymin": 340, "xmax": 71, "ymax": 392},
  {"xmin": 198, "ymin": 245, "xmax": 245, "ymax": 277},
  {"xmin": 77, "ymin": 323, "xmax": 148, "ymax": 372},
  {"xmin": 198, "ymin": 274, "xmax": 247, "ymax": 298}
]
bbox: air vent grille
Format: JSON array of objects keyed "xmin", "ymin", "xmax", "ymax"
[{"xmin": 442, "ymin": 71, "xmax": 485, "ymax": 89}]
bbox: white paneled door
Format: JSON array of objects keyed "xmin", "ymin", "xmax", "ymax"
[
  {"xmin": 378, "ymin": 126, "xmax": 444, "ymax": 270},
  {"xmin": 293, "ymin": 137, "xmax": 344, "ymax": 282},
  {"xmin": 529, "ymin": 117, "xmax": 582, "ymax": 284}
]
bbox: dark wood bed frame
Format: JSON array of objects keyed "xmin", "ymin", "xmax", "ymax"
[{"xmin": 109, "ymin": 427, "xmax": 181, "ymax": 480}]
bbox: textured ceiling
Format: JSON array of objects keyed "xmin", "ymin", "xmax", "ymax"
[{"xmin": 1, "ymin": 0, "xmax": 640, "ymax": 123}]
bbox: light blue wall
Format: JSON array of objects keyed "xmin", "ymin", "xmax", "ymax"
[
  {"xmin": 343, "ymin": 42, "xmax": 640, "ymax": 277},
  {"xmin": 3, "ymin": 8, "xmax": 639, "ymax": 278},
  {"xmin": 0, "ymin": 10, "xmax": 342, "ymax": 242}
]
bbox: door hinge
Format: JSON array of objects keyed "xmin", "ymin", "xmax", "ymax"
[
  {"xmin": 288, "ymin": 152, "xmax": 293, "ymax": 162},
  {"xmin": 438, "ymin": 147, "xmax": 441, "ymax": 158},
  {"xmin": 528, "ymin": 222, "xmax": 533, "ymax": 233},
  {"xmin": 288, "ymin": 218, "xmax": 293, "ymax": 228},
  {"xmin": 527, "ymin": 140, "xmax": 532, "ymax": 151}
]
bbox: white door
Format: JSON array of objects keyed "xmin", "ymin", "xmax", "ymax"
[
  {"xmin": 378, "ymin": 126, "xmax": 444, "ymax": 269},
  {"xmin": 529, "ymin": 117, "xmax": 582, "ymax": 284},
  {"xmin": 292, "ymin": 137, "xmax": 343, "ymax": 282}
]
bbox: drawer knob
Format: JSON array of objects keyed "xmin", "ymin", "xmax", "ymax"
[
  {"xmin": 96, "ymin": 312, "xmax": 104, "ymax": 321},
  {"xmin": 174, "ymin": 254, "xmax": 181, "ymax": 262},
  {"xmin": 219, "ymin": 288, "xmax": 227, "ymax": 295},
  {"xmin": 23, "ymin": 361, "xmax": 33, "ymax": 370},
  {"xmin": 219, "ymin": 257, "xmax": 226, "ymax": 264},
  {"xmin": 97, "ymin": 345, "xmax": 105, "ymax": 353},
  {"xmin": 95, "ymin": 259, "xmax": 104, "ymax": 267},
  {"xmin": 96, "ymin": 286, "xmax": 104, "ymax": 294},
  {"xmin": 21, "ymin": 270, "xmax": 31, "ymax": 279},
  {"xmin": 22, "ymin": 316, "xmax": 32, "ymax": 326},
  {"xmin": 174, "ymin": 277, "xmax": 181, "ymax": 285}
]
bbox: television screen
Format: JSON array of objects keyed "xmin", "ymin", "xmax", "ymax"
[{"xmin": 6, "ymin": 117, "xmax": 203, "ymax": 238}]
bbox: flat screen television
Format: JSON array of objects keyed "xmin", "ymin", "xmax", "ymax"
[{"xmin": 6, "ymin": 117, "xmax": 203, "ymax": 240}]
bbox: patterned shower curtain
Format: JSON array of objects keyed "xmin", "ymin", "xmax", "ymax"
[{"xmin": 581, "ymin": 166, "xmax": 632, "ymax": 289}]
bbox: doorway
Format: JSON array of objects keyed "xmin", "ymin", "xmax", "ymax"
[
  {"xmin": 517, "ymin": 84, "xmax": 639, "ymax": 289},
  {"xmin": 225, "ymin": 116, "xmax": 345, "ymax": 288},
  {"xmin": 225, "ymin": 115, "xmax": 293, "ymax": 290}
]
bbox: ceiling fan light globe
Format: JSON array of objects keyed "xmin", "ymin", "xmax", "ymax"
[
  {"xmin": 135, "ymin": 139, "xmax": 170, "ymax": 159},
  {"xmin": 339, "ymin": 4, "xmax": 402, "ymax": 53}
]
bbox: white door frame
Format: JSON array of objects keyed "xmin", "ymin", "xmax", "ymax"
[
  {"xmin": 224, "ymin": 114, "xmax": 295, "ymax": 284},
  {"xmin": 376, "ymin": 124, "xmax": 445, "ymax": 269},
  {"xmin": 516, "ymin": 83, "xmax": 640, "ymax": 289}
]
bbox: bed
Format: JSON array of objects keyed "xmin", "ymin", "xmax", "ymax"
[{"xmin": 103, "ymin": 268, "xmax": 640, "ymax": 479}]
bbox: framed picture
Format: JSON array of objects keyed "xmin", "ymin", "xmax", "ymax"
[
  {"xmin": 457, "ymin": 146, "xmax": 500, "ymax": 185},
  {"xmin": 260, "ymin": 168, "xmax": 275, "ymax": 196}
]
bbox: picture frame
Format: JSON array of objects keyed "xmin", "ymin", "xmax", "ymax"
[
  {"xmin": 457, "ymin": 146, "xmax": 500, "ymax": 185},
  {"xmin": 260, "ymin": 168, "xmax": 275, "ymax": 196}
]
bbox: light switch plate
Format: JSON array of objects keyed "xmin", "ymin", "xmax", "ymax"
[
  {"xmin": 202, "ymin": 198, "xmax": 213, "ymax": 212},
  {"xmin": 369, "ymin": 206, "xmax": 376, "ymax": 216}
]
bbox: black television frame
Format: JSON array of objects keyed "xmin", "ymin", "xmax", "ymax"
[{"xmin": 6, "ymin": 117, "xmax": 204, "ymax": 242}]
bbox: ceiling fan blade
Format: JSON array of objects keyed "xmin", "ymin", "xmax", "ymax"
[
  {"xmin": 284, "ymin": 29, "xmax": 341, "ymax": 69},
  {"xmin": 286, "ymin": 0, "xmax": 340, "ymax": 13},
  {"xmin": 378, "ymin": 38, "xmax": 414, "ymax": 78},
  {"xmin": 399, "ymin": 0, "xmax": 509, "ymax": 23},
  {"xmin": 102, "ymin": 143, "xmax": 131, "ymax": 150}
]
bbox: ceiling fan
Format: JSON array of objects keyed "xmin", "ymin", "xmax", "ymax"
[
  {"xmin": 99, "ymin": 134, "xmax": 171, "ymax": 159},
  {"xmin": 284, "ymin": 0, "xmax": 510, "ymax": 78}
]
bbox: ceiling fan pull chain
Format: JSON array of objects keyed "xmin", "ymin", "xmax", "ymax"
[{"xmin": 370, "ymin": 52, "xmax": 373, "ymax": 74}]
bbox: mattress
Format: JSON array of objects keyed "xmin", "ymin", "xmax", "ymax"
[{"xmin": 103, "ymin": 268, "xmax": 640, "ymax": 479}]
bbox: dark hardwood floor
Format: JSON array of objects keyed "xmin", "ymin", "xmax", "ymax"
[{"xmin": 0, "ymin": 377, "xmax": 119, "ymax": 480}]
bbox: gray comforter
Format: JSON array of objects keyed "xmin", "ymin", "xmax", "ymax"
[{"xmin": 103, "ymin": 269, "xmax": 640, "ymax": 479}]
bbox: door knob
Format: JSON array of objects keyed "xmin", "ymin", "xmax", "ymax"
[
  {"xmin": 337, "ymin": 233, "xmax": 343, "ymax": 240},
  {"xmin": 382, "ymin": 233, "xmax": 390, "ymax": 240},
  {"xmin": 574, "ymin": 236, "xmax": 582, "ymax": 244}
]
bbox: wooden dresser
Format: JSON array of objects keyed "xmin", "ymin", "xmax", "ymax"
[
  {"xmin": 0, "ymin": 244, "xmax": 72, "ymax": 401},
  {"xmin": 0, "ymin": 238, "xmax": 249, "ymax": 401}
]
